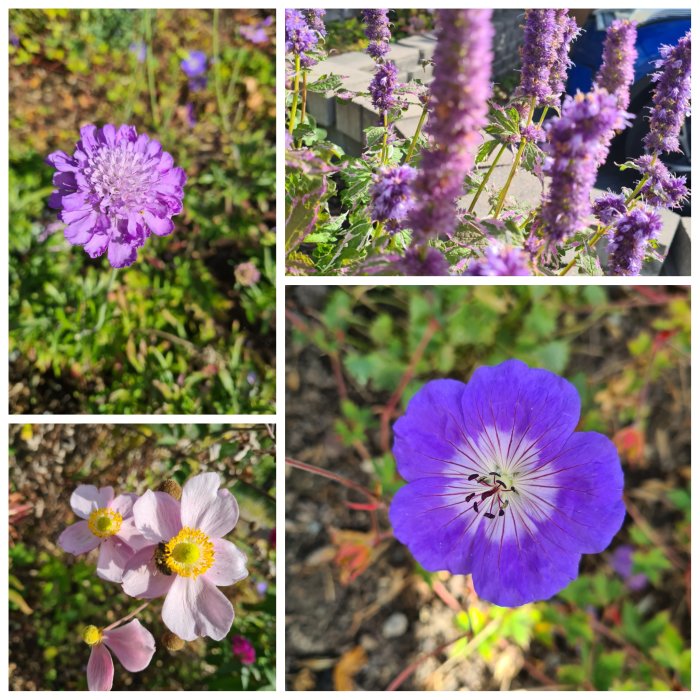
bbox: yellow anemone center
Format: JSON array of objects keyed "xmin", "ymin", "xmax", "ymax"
[
  {"xmin": 164, "ymin": 527, "xmax": 215, "ymax": 578},
  {"xmin": 82, "ymin": 625, "xmax": 103, "ymax": 646},
  {"xmin": 87, "ymin": 508, "xmax": 122, "ymax": 538}
]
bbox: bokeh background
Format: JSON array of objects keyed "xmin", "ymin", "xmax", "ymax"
[
  {"xmin": 285, "ymin": 285, "xmax": 690, "ymax": 690},
  {"xmin": 9, "ymin": 9, "xmax": 276, "ymax": 414},
  {"xmin": 9, "ymin": 423, "xmax": 276, "ymax": 691}
]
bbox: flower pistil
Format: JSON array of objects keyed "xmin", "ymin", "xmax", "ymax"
[
  {"xmin": 87, "ymin": 508, "xmax": 123, "ymax": 538},
  {"xmin": 164, "ymin": 527, "xmax": 215, "ymax": 578}
]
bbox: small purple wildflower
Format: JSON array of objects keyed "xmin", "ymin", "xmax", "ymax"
[
  {"xmin": 607, "ymin": 204, "xmax": 662, "ymax": 276},
  {"xmin": 240, "ymin": 16, "xmax": 273, "ymax": 45},
  {"xmin": 231, "ymin": 635, "xmax": 256, "ymax": 665},
  {"xmin": 305, "ymin": 9, "xmax": 327, "ymax": 38},
  {"xmin": 256, "ymin": 580, "xmax": 268, "ymax": 595},
  {"xmin": 389, "ymin": 359, "xmax": 625, "ymax": 606},
  {"xmin": 634, "ymin": 154, "xmax": 689, "ymax": 209},
  {"xmin": 129, "ymin": 41, "xmax": 146, "ymax": 64},
  {"xmin": 520, "ymin": 123, "xmax": 545, "ymax": 144},
  {"xmin": 46, "ymin": 124, "xmax": 186, "ymax": 268},
  {"xmin": 368, "ymin": 60, "xmax": 399, "ymax": 114},
  {"xmin": 285, "ymin": 9, "xmax": 318, "ymax": 68},
  {"xmin": 643, "ymin": 30, "xmax": 691, "ymax": 154},
  {"xmin": 594, "ymin": 19, "xmax": 638, "ymax": 117},
  {"xmin": 610, "ymin": 545, "xmax": 648, "ymax": 591},
  {"xmin": 362, "ymin": 10, "xmax": 391, "ymax": 61},
  {"xmin": 516, "ymin": 10, "xmax": 558, "ymax": 105},
  {"xmin": 593, "ymin": 192, "xmax": 627, "ymax": 225},
  {"xmin": 235, "ymin": 261, "xmax": 261, "ymax": 286},
  {"xmin": 370, "ymin": 165, "xmax": 416, "ymax": 231},
  {"xmin": 540, "ymin": 90, "xmax": 631, "ymax": 246},
  {"xmin": 466, "ymin": 245, "xmax": 531, "ymax": 276},
  {"xmin": 181, "ymin": 50, "xmax": 208, "ymax": 91},
  {"xmin": 548, "ymin": 11, "xmax": 580, "ymax": 106},
  {"xmin": 395, "ymin": 246, "xmax": 450, "ymax": 276},
  {"xmin": 408, "ymin": 10, "xmax": 493, "ymax": 243}
]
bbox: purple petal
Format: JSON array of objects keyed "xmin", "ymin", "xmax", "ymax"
[
  {"xmin": 116, "ymin": 517, "xmax": 153, "ymax": 553},
  {"xmin": 204, "ymin": 538, "xmax": 248, "ymax": 586},
  {"xmin": 181, "ymin": 473, "xmax": 238, "ymax": 537},
  {"xmin": 133, "ymin": 490, "xmax": 182, "ymax": 543},
  {"xmin": 46, "ymin": 150, "xmax": 78, "ymax": 171},
  {"xmin": 143, "ymin": 211, "xmax": 174, "ymax": 237},
  {"xmin": 107, "ymin": 239, "xmax": 138, "ymax": 268},
  {"xmin": 121, "ymin": 545, "xmax": 174, "ymax": 599},
  {"xmin": 162, "ymin": 575, "xmax": 234, "ymax": 641},
  {"xmin": 84, "ymin": 232, "xmax": 110, "ymax": 258},
  {"xmin": 96, "ymin": 536, "xmax": 134, "ymax": 583},
  {"xmin": 87, "ymin": 643, "xmax": 114, "ymax": 691},
  {"xmin": 70, "ymin": 485, "xmax": 114, "ymax": 519},
  {"xmin": 109, "ymin": 493, "xmax": 136, "ymax": 519},
  {"xmin": 103, "ymin": 619, "xmax": 156, "ymax": 672},
  {"xmin": 58, "ymin": 521, "xmax": 101, "ymax": 555}
]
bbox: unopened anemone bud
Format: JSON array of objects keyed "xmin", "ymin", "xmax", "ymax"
[
  {"xmin": 82, "ymin": 625, "xmax": 103, "ymax": 647},
  {"xmin": 159, "ymin": 478, "xmax": 182, "ymax": 500},
  {"xmin": 162, "ymin": 631, "xmax": 186, "ymax": 651}
]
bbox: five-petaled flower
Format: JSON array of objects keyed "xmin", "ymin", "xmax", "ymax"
[
  {"xmin": 121, "ymin": 473, "xmax": 248, "ymax": 641},
  {"xmin": 389, "ymin": 359, "xmax": 625, "ymax": 607},
  {"xmin": 82, "ymin": 619, "xmax": 155, "ymax": 691},
  {"xmin": 58, "ymin": 485, "xmax": 149, "ymax": 583}
]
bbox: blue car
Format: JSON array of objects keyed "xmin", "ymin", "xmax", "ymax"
[{"xmin": 567, "ymin": 9, "xmax": 691, "ymax": 185}]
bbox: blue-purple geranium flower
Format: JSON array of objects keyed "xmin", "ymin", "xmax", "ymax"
[
  {"xmin": 389, "ymin": 359, "xmax": 625, "ymax": 607},
  {"xmin": 46, "ymin": 124, "xmax": 186, "ymax": 268}
]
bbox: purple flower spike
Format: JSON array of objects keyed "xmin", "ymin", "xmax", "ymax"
[
  {"xmin": 540, "ymin": 90, "xmax": 632, "ymax": 246},
  {"xmin": 408, "ymin": 10, "xmax": 493, "ymax": 244},
  {"xmin": 466, "ymin": 245, "xmax": 531, "ymax": 276},
  {"xmin": 371, "ymin": 164, "xmax": 416, "ymax": 230},
  {"xmin": 634, "ymin": 155, "xmax": 689, "ymax": 209},
  {"xmin": 305, "ymin": 9, "xmax": 327, "ymax": 38},
  {"xmin": 368, "ymin": 60, "xmax": 399, "ymax": 114},
  {"xmin": 593, "ymin": 191, "xmax": 627, "ymax": 225},
  {"xmin": 46, "ymin": 124, "xmax": 186, "ymax": 268},
  {"xmin": 643, "ymin": 30, "xmax": 691, "ymax": 154},
  {"xmin": 362, "ymin": 10, "xmax": 391, "ymax": 61},
  {"xmin": 389, "ymin": 359, "xmax": 625, "ymax": 607},
  {"xmin": 516, "ymin": 10, "xmax": 558, "ymax": 105},
  {"xmin": 607, "ymin": 205, "xmax": 662, "ymax": 276},
  {"xmin": 285, "ymin": 9, "xmax": 318, "ymax": 68},
  {"xmin": 395, "ymin": 246, "xmax": 450, "ymax": 276},
  {"xmin": 548, "ymin": 11, "xmax": 580, "ymax": 106},
  {"xmin": 595, "ymin": 19, "xmax": 638, "ymax": 116}
]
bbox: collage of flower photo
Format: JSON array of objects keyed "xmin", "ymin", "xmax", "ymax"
[{"xmin": 4, "ymin": 4, "xmax": 694, "ymax": 696}]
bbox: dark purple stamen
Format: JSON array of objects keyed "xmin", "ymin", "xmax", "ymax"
[
  {"xmin": 495, "ymin": 479, "xmax": 507, "ymax": 488},
  {"xmin": 465, "ymin": 493, "xmax": 475, "ymax": 503},
  {"xmin": 498, "ymin": 509, "xmax": 505, "ymax": 516},
  {"xmin": 468, "ymin": 474, "xmax": 479, "ymax": 481},
  {"xmin": 473, "ymin": 502, "xmax": 479, "ymax": 513},
  {"xmin": 489, "ymin": 471, "xmax": 501, "ymax": 476},
  {"xmin": 484, "ymin": 512, "xmax": 496, "ymax": 520}
]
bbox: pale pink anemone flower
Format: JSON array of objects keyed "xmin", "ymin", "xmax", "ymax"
[
  {"xmin": 121, "ymin": 473, "xmax": 248, "ymax": 641},
  {"xmin": 83, "ymin": 619, "xmax": 155, "ymax": 691},
  {"xmin": 58, "ymin": 486, "xmax": 150, "ymax": 582}
]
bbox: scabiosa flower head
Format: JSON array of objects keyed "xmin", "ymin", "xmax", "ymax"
[
  {"xmin": 285, "ymin": 9, "xmax": 318, "ymax": 67},
  {"xmin": 240, "ymin": 15, "xmax": 273, "ymax": 45},
  {"xmin": 634, "ymin": 154, "xmax": 689, "ymax": 209},
  {"xmin": 466, "ymin": 245, "xmax": 531, "ymax": 276},
  {"xmin": 389, "ymin": 359, "xmax": 625, "ymax": 606},
  {"xmin": 593, "ymin": 191, "xmax": 628, "ymax": 225},
  {"xmin": 610, "ymin": 545, "xmax": 648, "ymax": 591},
  {"xmin": 643, "ymin": 30, "xmax": 691, "ymax": 154},
  {"xmin": 607, "ymin": 204, "xmax": 662, "ymax": 276},
  {"xmin": 46, "ymin": 124, "xmax": 187, "ymax": 268},
  {"xmin": 371, "ymin": 164, "xmax": 416, "ymax": 231},
  {"xmin": 396, "ymin": 245, "xmax": 451, "ymax": 276},
  {"xmin": 83, "ymin": 619, "xmax": 155, "ymax": 691},
  {"xmin": 540, "ymin": 90, "xmax": 631, "ymax": 246},
  {"xmin": 368, "ymin": 60, "xmax": 399, "ymax": 113},
  {"xmin": 362, "ymin": 10, "xmax": 391, "ymax": 60},
  {"xmin": 305, "ymin": 9, "xmax": 327, "ymax": 37},
  {"xmin": 548, "ymin": 10, "xmax": 580, "ymax": 106},
  {"xmin": 594, "ymin": 19, "xmax": 638, "ymax": 118},
  {"xmin": 408, "ymin": 10, "xmax": 493, "ymax": 243},
  {"xmin": 121, "ymin": 473, "xmax": 248, "ymax": 641},
  {"xmin": 232, "ymin": 635, "xmax": 257, "ymax": 665},
  {"xmin": 235, "ymin": 261, "xmax": 261, "ymax": 286},
  {"xmin": 58, "ymin": 485, "xmax": 150, "ymax": 583}
]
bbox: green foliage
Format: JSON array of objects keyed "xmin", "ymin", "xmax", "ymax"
[{"xmin": 9, "ymin": 9, "xmax": 275, "ymax": 414}]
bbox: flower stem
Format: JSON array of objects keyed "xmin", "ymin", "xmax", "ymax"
[
  {"xmin": 103, "ymin": 601, "xmax": 150, "ymax": 632},
  {"xmin": 300, "ymin": 71, "xmax": 308, "ymax": 127},
  {"xmin": 288, "ymin": 54, "xmax": 301, "ymax": 135},
  {"xmin": 492, "ymin": 96, "xmax": 537, "ymax": 218},
  {"xmin": 468, "ymin": 142, "xmax": 506, "ymax": 213},
  {"xmin": 212, "ymin": 9, "xmax": 230, "ymax": 133},
  {"xmin": 402, "ymin": 103, "xmax": 429, "ymax": 164},
  {"xmin": 381, "ymin": 112, "xmax": 389, "ymax": 164},
  {"xmin": 144, "ymin": 10, "xmax": 159, "ymax": 128}
]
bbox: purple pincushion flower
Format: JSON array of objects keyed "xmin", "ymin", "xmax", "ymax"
[
  {"xmin": 540, "ymin": 90, "xmax": 631, "ymax": 246},
  {"xmin": 466, "ymin": 245, "xmax": 531, "ymax": 276},
  {"xmin": 285, "ymin": 9, "xmax": 318, "ymax": 68},
  {"xmin": 408, "ymin": 10, "xmax": 493, "ymax": 244},
  {"xmin": 643, "ymin": 31, "xmax": 691, "ymax": 154},
  {"xmin": 371, "ymin": 165, "xmax": 416, "ymax": 230},
  {"xmin": 368, "ymin": 60, "xmax": 399, "ymax": 114},
  {"xmin": 46, "ymin": 124, "xmax": 186, "ymax": 268},
  {"xmin": 594, "ymin": 19, "xmax": 638, "ymax": 117},
  {"xmin": 362, "ymin": 10, "xmax": 391, "ymax": 61},
  {"xmin": 389, "ymin": 359, "xmax": 625, "ymax": 606},
  {"xmin": 607, "ymin": 204, "xmax": 662, "ymax": 276},
  {"xmin": 305, "ymin": 9, "xmax": 327, "ymax": 37}
]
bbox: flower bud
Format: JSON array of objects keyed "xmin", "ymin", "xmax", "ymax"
[
  {"xmin": 159, "ymin": 479, "xmax": 182, "ymax": 500},
  {"xmin": 162, "ymin": 631, "xmax": 185, "ymax": 651}
]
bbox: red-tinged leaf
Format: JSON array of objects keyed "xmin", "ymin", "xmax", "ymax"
[{"xmin": 343, "ymin": 500, "xmax": 381, "ymax": 511}]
